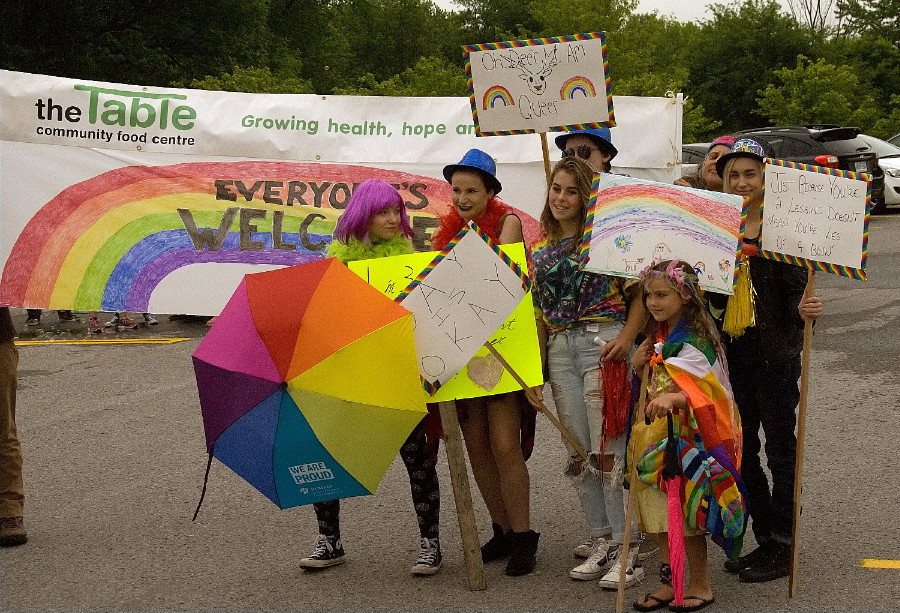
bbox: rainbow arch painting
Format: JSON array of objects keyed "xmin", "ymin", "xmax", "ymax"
[
  {"xmin": 560, "ymin": 76, "xmax": 596, "ymax": 100},
  {"xmin": 582, "ymin": 174, "xmax": 745, "ymax": 295},
  {"xmin": 0, "ymin": 162, "xmax": 452, "ymax": 313},
  {"xmin": 482, "ymin": 85, "xmax": 515, "ymax": 110},
  {"xmin": 1, "ymin": 160, "xmax": 542, "ymax": 314}
]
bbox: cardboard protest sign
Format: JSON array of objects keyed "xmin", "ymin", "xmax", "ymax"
[
  {"xmin": 583, "ymin": 173, "xmax": 745, "ymax": 294},
  {"xmin": 760, "ymin": 160, "xmax": 870, "ymax": 279},
  {"xmin": 348, "ymin": 244, "xmax": 542, "ymax": 401},
  {"xmin": 464, "ymin": 33, "xmax": 614, "ymax": 136},
  {"xmin": 395, "ymin": 223, "xmax": 530, "ymax": 394}
]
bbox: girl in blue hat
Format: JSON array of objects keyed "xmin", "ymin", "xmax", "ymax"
[
  {"xmin": 431, "ymin": 149, "xmax": 540, "ymax": 577},
  {"xmin": 298, "ymin": 179, "xmax": 443, "ymax": 576}
]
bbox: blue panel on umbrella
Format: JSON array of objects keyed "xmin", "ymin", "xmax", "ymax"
[
  {"xmin": 273, "ymin": 393, "xmax": 369, "ymax": 508},
  {"xmin": 214, "ymin": 390, "xmax": 283, "ymax": 506}
]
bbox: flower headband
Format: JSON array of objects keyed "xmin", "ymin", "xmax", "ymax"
[{"xmin": 640, "ymin": 259, "xmax": 698, "ymax": 299}]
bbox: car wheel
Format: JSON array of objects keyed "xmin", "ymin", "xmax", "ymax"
[{"xmin": 871, "ymin": 196, "xmax": 887, "ymax": 215}]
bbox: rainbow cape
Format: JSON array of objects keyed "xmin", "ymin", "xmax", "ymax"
[{"xmin": 637, "ymin": 320, "xmax": 747, "ymax": 559}]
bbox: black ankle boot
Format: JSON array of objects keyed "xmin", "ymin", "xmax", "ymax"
[
  {"xmin": 481, "ymin": 522, "xmax": 513, "ymax": 562},
  {"xmin": 505, "ymin": 529, "xmax": 540, "ymax": 576}
]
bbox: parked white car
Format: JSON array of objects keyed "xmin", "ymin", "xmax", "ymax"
[{"xmin": 859, "ymin": 134, "xmax": 900, "ymax": 210}]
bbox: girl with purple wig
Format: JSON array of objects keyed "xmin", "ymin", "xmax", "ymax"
[{"xmin": 298, "ymin": 179, "xmax": 443, "ymax": 576}]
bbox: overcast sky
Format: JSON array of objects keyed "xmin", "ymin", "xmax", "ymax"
[{"xmin": 432, "ymin": 0, "xmax": 797, "ymax": 24}]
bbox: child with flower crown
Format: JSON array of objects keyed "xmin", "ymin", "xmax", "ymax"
[
  {"xmin": 630, "ymin": 260, "xmax": 745, "ymax": 613},
  {"xmin": 298, "ymin": 179, "xmax": 443, "ymax": 576}
]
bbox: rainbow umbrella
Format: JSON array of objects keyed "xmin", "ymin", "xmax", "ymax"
[{"xmin": 192, "ymin": 258, "xmax": 427, "ymax": 510}]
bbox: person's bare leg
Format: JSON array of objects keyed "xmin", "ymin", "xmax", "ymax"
[
  {"xmin": 635, "ymin": 533, "xmax": 674, "ymax": 608},
  {"xmin": 486, "ymin": 394, "xmax": 530, "ymax": 532},
  {"xmin": 682, "ymin": 534, "xmax": 714, "ymax": 604},
  {"xmin": 459, "ymin": 399, "xmax": 510, "ymax": 529}
]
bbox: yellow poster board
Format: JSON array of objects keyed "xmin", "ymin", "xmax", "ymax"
[{"xmin": 349, "ymin": 243, "xmax": 543, "ymax": 401}]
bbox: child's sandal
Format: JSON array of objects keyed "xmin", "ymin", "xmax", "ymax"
[{"xmin": 632, "ymin": 563, "xmax": 675, "ymax": 612}]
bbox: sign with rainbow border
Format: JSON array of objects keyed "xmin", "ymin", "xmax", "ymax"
[
  {"xmin": 582, "ymin": 173, "xmax": 745, "ymax": 295},
  {"xmin": 348, "ymin": 243, "xmax": 542, "ymax": 402},
  {"xmin": 463, "ymin": 32, "xmax": 614, "ymax": 136},
  {"xmin": 395, "ymin": 222, "xmax": 531, "ymax": 395},
  {"xmin": 760, "ymin": 160, "xmax": 870, "ymax": 280}
]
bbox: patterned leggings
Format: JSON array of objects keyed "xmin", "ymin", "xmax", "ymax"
[{"xmin": 313, "ymin": 422, "xmax": 440, "ymax": 540}]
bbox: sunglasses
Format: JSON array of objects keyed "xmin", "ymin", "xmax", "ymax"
[{"xmin": 562, "ymin": 145, "xmax": 601, "ymax": 160}]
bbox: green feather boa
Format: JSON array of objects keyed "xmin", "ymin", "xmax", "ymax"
[{"xmin": 327, "ymin": 235, "xmax": 413, "ymax": 264}]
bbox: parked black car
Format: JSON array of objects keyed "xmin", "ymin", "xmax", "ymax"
[
  {"xmin": 733, "ymin": 125, "xmax": 886, "ymax": 214},
  {"xmin": 681, "ymin": 143, "xmax": 710, "ymax": 179}
]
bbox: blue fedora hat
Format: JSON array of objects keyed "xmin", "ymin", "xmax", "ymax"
[
  {"xmin": 442, "ymin": 149, "xmax": 502, "ymax": 194},
  {"xmin": 554, "ymin": 127, "xmax": 618, "ymax": 160}
]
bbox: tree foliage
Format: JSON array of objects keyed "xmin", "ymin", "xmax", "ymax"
[
  {"xmin": 334, "ymin": 56, "xmax": 468, "ymax": 96},
  {"xmin": 834, "ymin": 0, "xmax": 900, "ymax": 48},
  {"xmin": 0, "ymin": 0, "xmax": 897, "ymax": 141},
  {"xmin": 757, "ymin": 56, "xmax": 880, "ymax": 128},
  {"xmin": 685, "ymin": 0, "xmax": 813, "ymax": 134}
]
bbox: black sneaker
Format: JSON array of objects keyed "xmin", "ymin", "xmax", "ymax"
[
  {"xmin": 411, "ymin": 537, "xmax": 442, "ymax": 576},
  {"xmin": 481, "ymin": 522, "xmax": 513, "ymax": 562},
  {"xmin": 724, "ymin": 541, "xmax": 774, "ymax": 573},
  {"xmin": 299, "ymin": 534, "xmax": 345, "ymax": 569},
  {"xmin": 739, "ymin": 542, "xmax": 791, "ymax": 583}
]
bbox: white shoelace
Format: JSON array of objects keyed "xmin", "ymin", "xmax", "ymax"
[{"xmin": 415, "ymin": 537, "xmax": 440, "ymax": 565}]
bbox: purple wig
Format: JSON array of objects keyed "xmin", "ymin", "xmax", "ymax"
[{"xmin": 333, "ymin": 179, "xmax": 414, "ymax": 244}]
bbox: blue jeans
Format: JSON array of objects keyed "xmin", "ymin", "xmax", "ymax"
[
  {"xmin": 547, "ymin": 323, "xmax": 626, "ymax": 543},
  {"xmin": 729, "ymin": 355, "xmax": 801, "ymax": 546}
]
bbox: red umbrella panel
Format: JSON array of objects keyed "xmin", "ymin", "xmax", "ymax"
[{"xmin": 192, "ymin": 258, "xmax": 427, "ymax": 509}]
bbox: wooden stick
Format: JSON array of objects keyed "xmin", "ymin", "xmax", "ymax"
[
  {"xmin": 540, "ymin": 132, "xmax": 552, "ymax": 185},
  {"xmin": 789, "ymin": 269, "xmax": 816, "ymax": 597},
  {"xmin": 616, "ymin": 363, "xmax": 651, "ymax": 613},
  {"xmin": 437, "ymin": 399, "xmax": 487, "ymax": 591},
  {"xmin": 483, "ymin": 341, "xmax": 589, "ymax": 462}
]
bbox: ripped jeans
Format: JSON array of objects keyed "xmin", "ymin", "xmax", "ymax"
[{"xmin": 547, "ymin": 322, "xmax": 626, "ymax": 543}]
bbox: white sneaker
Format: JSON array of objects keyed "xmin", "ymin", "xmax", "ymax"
[
  {"xmin": 143, "ymin": 313, "xmax": 159, "ymax": 325},
  {"xmin": 573, "ymin": 536, "xmax": 602, "ymax": 558},
  {"xmin": 598, "ymin": 545, "xmax": 644, "ymax": 589},
  {"xmin": 569, "ymin": 538, "xmax": 617, "ymax": 580}
]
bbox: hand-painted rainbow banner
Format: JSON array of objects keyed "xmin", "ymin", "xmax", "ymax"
[
  {"xmin": 760, "ymin": 160, "xmax": 869, "ymax": 280},
  {"xmin": 1, "ymin": 70, "xmax": 681, "ymax": 314},
  {"xmin": 464, "ymin": 32, "xmax": 614, "ymax": 136},
  {"xmin": 582, "ymin": 173, "xmax": 745, "ymax": 295}
]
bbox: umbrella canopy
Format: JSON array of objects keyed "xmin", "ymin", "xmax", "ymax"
[{"xmin": 192, "ymin": 258, "xmax": 427, "ymax": 509}]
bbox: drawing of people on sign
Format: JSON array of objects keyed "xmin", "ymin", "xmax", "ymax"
[{"xmin": 464, "ymin": 32, "xmax": 614, "ymax": 136}]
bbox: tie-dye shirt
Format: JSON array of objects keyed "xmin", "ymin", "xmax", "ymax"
[{"xmin": 531, "ymin": 236, "xmax": 632, "ymax": 331}]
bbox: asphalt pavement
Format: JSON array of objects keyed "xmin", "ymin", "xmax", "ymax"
[{"xmin": 2, "ymin": 211, "xmax": 899, "ymax": 613}]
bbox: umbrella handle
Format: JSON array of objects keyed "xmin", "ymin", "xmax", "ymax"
[{"xmin": 191, "ymin": 450, "xmax": 214, "ymax": 521}]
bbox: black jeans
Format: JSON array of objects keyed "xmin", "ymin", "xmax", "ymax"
[{"xmin": 729, "ymin": 355, "xmax": 801, "ymax": 546}]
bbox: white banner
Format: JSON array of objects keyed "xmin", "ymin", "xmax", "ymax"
[{"xmin": 0, "ymin": 70, "xmax": 683, "ymax": 313}]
